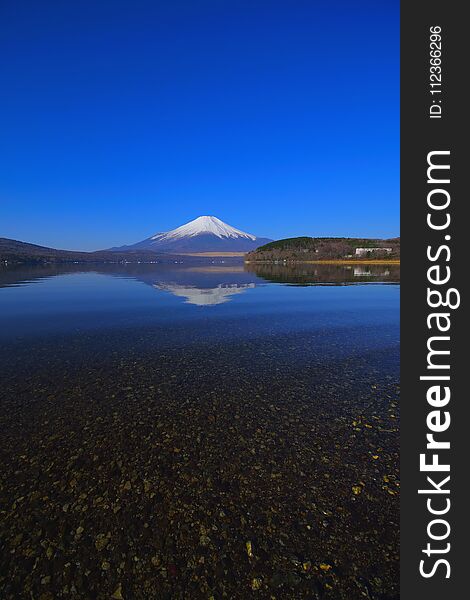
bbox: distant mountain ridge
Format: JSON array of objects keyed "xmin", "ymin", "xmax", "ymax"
[
  {"xmin": 109, "ymin": 216, "xmax": 272, "ymax": 253},
  {"xmin": 1, "ymin": 230, "xmax": 400, "ymax": 266},
  {"xmin": 0, "ymin": 237, "xmax": 163, "ymax": 265},
  {"xmin": 0, "ymin": 237, "xmax": 243, "ymax": 266}
]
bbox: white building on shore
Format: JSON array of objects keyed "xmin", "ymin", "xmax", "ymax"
[{"xmin": 355, "ymin": 247, "xmax": 393, "ymax": 257}]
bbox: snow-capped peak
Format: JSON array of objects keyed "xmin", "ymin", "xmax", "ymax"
[{"xmin": 151, "ymin": 216, "xmax": 257, "ymax": 241}]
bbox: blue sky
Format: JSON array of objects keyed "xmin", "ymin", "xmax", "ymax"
[{"xmin": 0, "ymin": 0, "xmax": 399, "ymax": 251}]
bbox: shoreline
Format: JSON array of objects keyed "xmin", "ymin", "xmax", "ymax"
[{"xmin": 245, "ymin": 259, "xmax": 400, "ymax": 265}]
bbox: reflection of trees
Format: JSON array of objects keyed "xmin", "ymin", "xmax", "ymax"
[{"xmin": 244, "ymin": 263, "xmax": 400, "ymax": 285}]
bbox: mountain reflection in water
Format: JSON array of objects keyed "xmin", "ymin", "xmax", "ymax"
[
  {"xmin": 0, "ymin": 261, "xmax": 400, "ymax": 304},
  {"xmin": 149, "ymin": 263, "xmax": 399, "ymax": 304},
  {"xmin": 153, "ymin": 282, "xmax": 256, "ymax": 305}
]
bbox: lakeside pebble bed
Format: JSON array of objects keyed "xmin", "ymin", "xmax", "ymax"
[{"xmin": 0, "ymin": 325, "xmax": 399, "ymax": 599}]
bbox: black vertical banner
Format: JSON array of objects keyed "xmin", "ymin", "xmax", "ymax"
[{"xmin": 401, "ymin": 1, "xmax": 467, "ymax": 598}]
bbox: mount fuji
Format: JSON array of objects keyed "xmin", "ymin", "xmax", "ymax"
[{"xmin": 110, "ymin": 216, "xmax": 272, "ymax": 254}]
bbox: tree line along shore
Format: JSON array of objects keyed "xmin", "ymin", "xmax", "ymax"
[{"xmin": 245, "ymin": 236, "xmax": 400, "ymax": 263}]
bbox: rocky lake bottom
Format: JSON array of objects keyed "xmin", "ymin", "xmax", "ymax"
[{"xmin": 0, "ymin": 265, "xmax": 399, "ymax": 599}]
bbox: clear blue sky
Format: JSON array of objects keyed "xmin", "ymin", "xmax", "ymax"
[{"xmin": 0, "ymin": 0, "xmax": 399, "ymax": 251}]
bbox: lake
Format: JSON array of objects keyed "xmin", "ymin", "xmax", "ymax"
[{"xmin": 0, "ymin": 263, "xmax": 400, "ymax": 599}]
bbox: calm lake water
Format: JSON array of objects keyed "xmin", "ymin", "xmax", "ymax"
[
  {"xmin": 0, "ymin": 263, "xmax": 399, "ymax": 345},
  {"xmin": 0, "ymin": 263, "xmax": 400, "ymax": 600}
]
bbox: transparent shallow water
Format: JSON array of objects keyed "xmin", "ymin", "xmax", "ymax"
[
  {"xmin": 0, "ymin": 263, "xmax": 400, "ymax": 599},
  {"xmin": 0, "ymin": 263, "xmax": 399, "ymax": 348}
]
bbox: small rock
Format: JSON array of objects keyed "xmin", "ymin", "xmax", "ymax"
[
  {"xmin": 112, "ymin": 583, "xmax": 124, "ymax": 599},
  {"xmin": 251, "ymin": 577, "xmax": 262, "ymax": 590},
  {"xmin": 95, "ymin": 533, "xmax": 109, "ymax": 551}
]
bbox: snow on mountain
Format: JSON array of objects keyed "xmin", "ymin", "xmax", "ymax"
[
  {"xmin": 151, "ymin": 216, "xmax": 257, "ymax": 242},
  {"xmin": 110, "ymin": 216, "xmax": 272, "ymax": 254}
]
